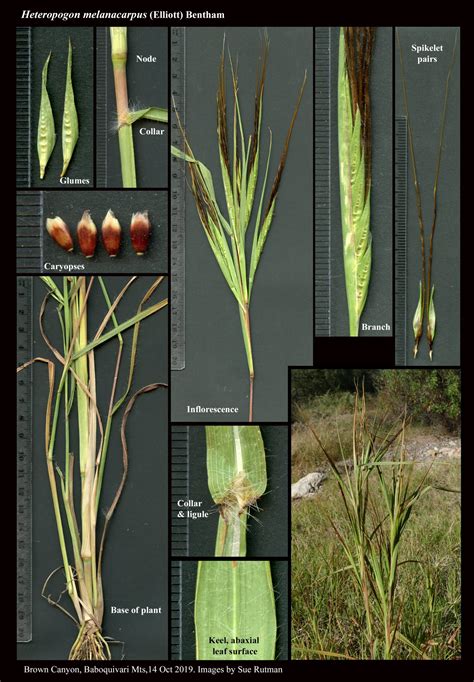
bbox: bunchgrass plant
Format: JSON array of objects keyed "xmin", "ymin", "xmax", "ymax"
[
  {"xmin": 396, "ymin": 29, "xmax": 458, "ymax": 360},
  {"xmin": 205, "ymin": 426, "xmax": 266, "ymax": 556},
  {"xmin": 110, "ymin": 27, "xmax": 168, "ymax": 187},
  {"xmin": 301, "ymin": 390, "xmax": 435, "ymax": 659},
  {"xmin": 17, "ymin": 276, "xmax": 167, "ymax": 659},
  {"xmin": 194, "ymin": 560, "xmax": 276, "ymax": 659},
  {"xmin": 338, "ymin": 27, "xmax": 376, "ymax": 336},
  {"xmin": 172, "ymin": 34, "xmax": 306, "ymax": 421}
]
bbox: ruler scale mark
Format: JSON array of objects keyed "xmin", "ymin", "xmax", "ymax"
[
  {"xmin": 96, "ymin": 28, "xmax": 107, "ymax": 188},
  {"xmin": 17, "ymin": 277, "xmax": 33, "ymax": 643},
  {"xmin": 16, "ymin": 27, "xmax": 31, "ymax": 188},
  {"xmin": 315, "ymin": 27, "xmax": 331, "ymax": 336},
  {"xmin": 16, "ymin": 191, "xmax": 42, "ymax": 273},
  {"xmin": 170, "ymin": 27, "xmax": 186, "ymax": 371},
  {"xmin": 170, "ymin": 561, "xmax": 183, "ymax": 659},
  {"xmin": 395, "ymin": 116, "xmax": 408, "ymax": 366},
  {"xmin": 171, "ymin": 426, "xmax": 189, "ymax": 556}
]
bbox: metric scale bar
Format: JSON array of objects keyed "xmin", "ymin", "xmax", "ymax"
[
  {"xmin": 170, "ymin": 26, "xmax": 186, "ymax": 370},
  {"xmin": 16, "ymin": 277, "xmax": 33, "ymax": 643},
  {"xmin": 171, "ymin": 426, "xmax": 189, "ymax": 557},
  {"xmin": 314, "ymin": 27, "xmax": 332, "ymax": 337},
  {"xmin": 394, "ymin": 116, "xmax": 408, "ymax": 366}
]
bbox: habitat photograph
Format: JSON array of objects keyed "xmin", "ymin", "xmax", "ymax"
[{"xmin": 291, "ymin": 369, "xmax": 460, "ymax": 660}]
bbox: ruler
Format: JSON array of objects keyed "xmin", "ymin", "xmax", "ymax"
[
  {"xmin": 394, "ymin": 116, "xmax": 408, "ymax": 366},
  {"xmin": 16, "ymin": 27, "xmax": 31, "ymax": 188},
  {"xmin": 170, "ymin": 26, "xmax": 186, "ymax": 370},
  {"xmin": 171, "ymin": 427, "xmax": 189, "ymax": 556},
  {"xmin": 170, "ymin": 561, "xmax": 183, "ymax": 660},
  {"xmin": 314, "ymin": 27, "xmax": 331, "ymax": 337},
  {"xmin": 16, "ymin": 191, "xmax": 42, "ymax": 274},
  {"xmin": 17, "ymin": 277, "xmax": 33, "ymax": 643},
  {"xmin": 96, "ymin": 28, "xmax": 108, "ymax": 188}
]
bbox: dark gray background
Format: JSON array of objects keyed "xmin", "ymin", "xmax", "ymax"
[
  {"xmin": 17, "ymin": 276, "xmax": 168, "ymax": 660},
  {"xmin": 395, "ymin": 27, "xmax": 460, "ymax": 366},
  {"xmin": 41, "ymin": 190, "xmax": 168, "ymax": 272},
  {"xmin": 329, "ymin": 27, "xmax": 393, "ymax": 336},
  {"xmin": 30, "ymin": 28, "xmax": 94, "ymax": 187},
  {"xmin": 172, "ymin": 426, "xmax": 288, "ymax": 557},
  {"xmin": 172, "ymin": 27, "xmax": 313, "ymax": 422},
  {"xmin": 99, "ymin": 27, "xmax": 168, "ymax": 188},
  {"xmin": 178, "ymin": 561, "xmax": 288, "ymax": 661}
]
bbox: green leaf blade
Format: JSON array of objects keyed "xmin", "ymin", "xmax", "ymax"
[{"xmin": 195, "ymin": 560, "xmax": 276, "ymax": 659}]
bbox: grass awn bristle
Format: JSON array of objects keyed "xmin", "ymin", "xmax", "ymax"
[{"xmin": 396, "ymin": 28, "xmax": 458, "ymax": 360}]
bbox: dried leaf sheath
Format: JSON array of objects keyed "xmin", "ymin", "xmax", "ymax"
[
  {"xmin": 338, "ymin": 27, "xmax": 375, "ymax": 336},
  {"xmin": 172, "ymin": 35, "xmax": 306, "ymax": 420}
]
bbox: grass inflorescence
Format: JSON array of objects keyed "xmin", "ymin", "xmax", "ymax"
[{"xmin": 172, "ymin": 33, "xmax": 306, "ymax": 420}]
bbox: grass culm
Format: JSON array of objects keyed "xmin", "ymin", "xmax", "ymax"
[{"xmin": 293, "ymin": 390, "xmax": 460, "ymax": 660}]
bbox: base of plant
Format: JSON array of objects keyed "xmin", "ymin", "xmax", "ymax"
[{"xmin": 69, "ymin": 620, "xmax": 111, "ymax": 661}]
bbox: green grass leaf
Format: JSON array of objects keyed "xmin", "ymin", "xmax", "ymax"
[{"xmin": 195, "ymin": 561, "xmax": 276, "ymax": 659}]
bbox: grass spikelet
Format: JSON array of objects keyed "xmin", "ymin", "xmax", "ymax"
[{"xmin": 396, "ymin": 29, "xmax": 458, "ymax": 360}]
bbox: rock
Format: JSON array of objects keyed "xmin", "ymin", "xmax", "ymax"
[{"xmin": 292, "ymin": 471, "xmax": 326, "ymax": 500}]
